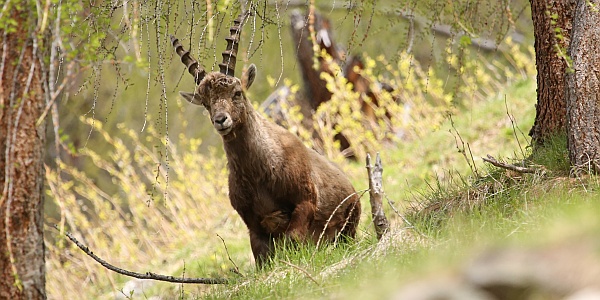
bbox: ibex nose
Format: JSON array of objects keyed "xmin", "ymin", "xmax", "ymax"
[
  {"xmin": 213, "ymin": 112, "xmax": 232, "ymax": 135},
  {"xmin": 214, "ymin": 113, "xmax": 228, "ymax": 125}
]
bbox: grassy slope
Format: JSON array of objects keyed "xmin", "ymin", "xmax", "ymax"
[
  {"xmin": 46, "ymin": 73, "xmax": 600, "ymax": 299},
  {"xmin": 184, "ymin": 78, "xmax": 600, "ymax": 299}
]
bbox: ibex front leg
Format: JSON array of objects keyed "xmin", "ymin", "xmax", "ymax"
[
  {"xmin": 249, "ymin": 230, "xmax": 274, "ymax": 268},
  {"xmin": 285, "ymin": 201, "xmax": 316, "ymax": 241}
]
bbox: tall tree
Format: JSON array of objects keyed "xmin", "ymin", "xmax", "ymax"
[
  {"xmin": 566, "ymin": 0, "xmax": 600, "ymax": 174},
  {"xmin": 529, "ymin": 0, "xmax": 577, "ymax": 145},
  {"xmin": 0, "ymin": 3, "xmax": 48, "ymax": 299}
]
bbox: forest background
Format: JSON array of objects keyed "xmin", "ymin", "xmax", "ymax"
[{"xmin": 2, "ymin": 0, "xmax": 599, "ymax": 299}]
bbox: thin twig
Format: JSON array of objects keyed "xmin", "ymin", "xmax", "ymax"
[
  {"xmin": 449, "ymin": 115, "xmax": 479, "ymax": 177},
  {"xmin": 504, "ymin": 95, "xmax": 527, "ymax": 158},
  {"xmin": 280, "ymin": 260, "xmax": 320, "ymax": 285},
  {"xmin": 217, "ymin": 233, "xmax": 243, "ymax": 276},
  {"xmin": 55, "ymin": 225, "xmax": 228, "ymax": 284},
  {"xmin": 337, "ymin": 194, "xmax": 362, "ymax": 243},
  {"xmin": 315, "ymin": 189, "xmax": 369, "ymax": 250},
  {"xmin": 36, "ymin": 63, "xmax": 87, "ymax": 126},
  {"xmin": 482, "ymin": 155, "xmax": 538, "ymax": 174},
  {"xmin": 179, "ymin": 262, "xmax": 186, "ymax": 299}
]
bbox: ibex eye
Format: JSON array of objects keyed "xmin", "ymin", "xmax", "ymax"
[{"xmin": 234, "ymin": 91, "xmax": 242, "ymax": 98}]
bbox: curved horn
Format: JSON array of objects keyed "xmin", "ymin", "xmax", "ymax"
[
  {"xmin": 219, "ymin": 13, "xmax": 247, "ymax": 77},
  {"xmin": 170, "ymin": 35, "xmax": 206, "ymax": 85}
]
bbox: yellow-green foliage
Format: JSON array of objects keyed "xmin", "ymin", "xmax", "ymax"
[
  {"xmin": 45, "ymin": 118, "xmax": 243, "ymax": 298},
  {"xmin": 267, "ymin": 39, "xmax": 535, "ymax": 165},
  {"xmin": 316, "ymin": 52, "xmax": 449, "ymax": 162},
  {"xmin": 447, "ymin": 37, "xmax": 536, "ymax": 104},
  {"xmin": 266, "ymin": 50, "xmax": 453, "ymax": 165}
]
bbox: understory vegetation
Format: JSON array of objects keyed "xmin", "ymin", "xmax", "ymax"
[{"xmin": 42, "ymin": 19, "xmax": 600, "ymax": 300}]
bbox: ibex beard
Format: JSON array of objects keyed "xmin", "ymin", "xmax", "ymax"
[{"xmin": 172, "ymin": 12, "xmax": 361, "ymax": 267}]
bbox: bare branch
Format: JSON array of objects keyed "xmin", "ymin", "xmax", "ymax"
[
  {"xmin": 482, "ymin": 155, "xmax": 538, "ymax": 174},
  {"xmin": 55, "ymin": 225, "xmax": 228, "ymax": 284},
  {"xmin": 449, "ymin": 115, "xmax": 480, "ymax": 177},
  {"xmin": 406, "ymin": 13, "xmax": 415, "ymax": 55}
]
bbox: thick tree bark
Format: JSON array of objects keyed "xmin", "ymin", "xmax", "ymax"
[
  {"xmin": 566, "ymin": 0, "xmax": 600, "ymax": 174},
  {"xmin": 529, "ymin": 0, "xmax": 577, "ymax": 145},
  {"xmin": 0, "ymin": 6, "xmax": 47, "ymax": 299}
]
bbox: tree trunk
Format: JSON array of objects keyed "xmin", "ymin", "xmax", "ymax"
[
  {"xmin": 566, "ymin": 0, "xmax": 600, "ymax": 174},
  {"xmin": 0, "ymin": 5, "xmax": 47, "ymax": 299},
  {"xmin": 529, "ymin": 0, "xmax": 577, "ymax": 145}
]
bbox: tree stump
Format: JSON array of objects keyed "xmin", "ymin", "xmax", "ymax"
[{"xmin": 366, "ymin": 153, "xmax": 389, "ymax": 240}]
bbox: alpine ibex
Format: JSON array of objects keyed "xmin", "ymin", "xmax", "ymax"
[{"xmin": 171, "ymin": 12, "xmax": 361, "ymax": 266}]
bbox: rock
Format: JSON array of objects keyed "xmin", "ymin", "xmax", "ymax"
[
  {"xmin": 391, "ymin": 237, "xmax": 600, "ymax": 300},
  {"xmin": 391, "ymin": 277, "xmax": 495, "ymax": 300},
  {"xmin": 464, "ymin": 239, "xmax": 600, "ymax": 300}
]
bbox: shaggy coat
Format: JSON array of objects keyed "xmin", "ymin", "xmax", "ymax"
[{"xmin": 181, "ymin": 71, "xmax": 361, "ymax": 266}]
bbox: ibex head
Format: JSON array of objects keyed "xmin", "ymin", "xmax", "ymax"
[{"xmin": 173, "ymin": 12, "xmax": 256, "ymax": 138}]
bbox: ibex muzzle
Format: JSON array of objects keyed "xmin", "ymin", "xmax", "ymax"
[{"xmin": 172, "ymin": 10, "xmax": 360, "ymax": 267}]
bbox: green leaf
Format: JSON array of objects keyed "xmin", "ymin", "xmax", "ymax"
[{"xmin": 459, "ymin": 35, "xmax": 472, "ymax": 47}]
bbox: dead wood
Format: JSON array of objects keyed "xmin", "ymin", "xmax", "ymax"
[
  {"xmin": 482, "ymin": 155, "xmax": 538, "ymax": 174},
  {"xmin": 366, "ymin": 153, "xmax": 390, "ymax": 240}
]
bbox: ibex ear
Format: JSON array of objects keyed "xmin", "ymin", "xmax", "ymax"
[
  {"xmin": 242, "ymin": 64, "xmax": 256, "ymax": 90},
  {"xmin": 179, "ymin": 91, "xmax": 203, "ymax": 106}
]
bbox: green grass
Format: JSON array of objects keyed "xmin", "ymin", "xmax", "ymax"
[
  {"xmin": 379, "ymin": 77, "xmax": 536, "ymax": 200},
  {"xmin": 201, "ymin": 178, "xmax": 599, "ymax": 300}
]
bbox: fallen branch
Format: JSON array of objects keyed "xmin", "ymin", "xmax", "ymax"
[
  {"xmin": 482, "ymin": 155, "xmax": 537, "ymax": 174},
  {"xmin": 366, "ymin": 153, "xmax": 390, "ymax": 240},
  {"xmin": 55, "ymin": 225, "xmax": 228, "ymax": 284}
]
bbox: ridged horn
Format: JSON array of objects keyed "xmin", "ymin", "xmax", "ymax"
[
  {"xmin": 219, "ymin": 13, "xmax": 247, "ymax": 77},
  {"xmin": 170, "ymin": 35, "xmax": 206, "ymax": 85}
]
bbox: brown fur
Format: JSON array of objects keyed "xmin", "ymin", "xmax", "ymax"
[{"xmin": 181, "ymin": 71, "xmax": 361, "ymax": 267}]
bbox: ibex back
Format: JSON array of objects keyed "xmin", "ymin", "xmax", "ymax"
[{"xmin": 172, "ymin": 12, "xmax": 361, "ymax": 267}]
